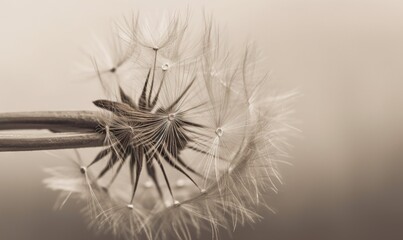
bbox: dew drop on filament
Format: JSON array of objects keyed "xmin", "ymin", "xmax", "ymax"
[
  {"xmin": 168, "ymin": 113, "xmax": 176, "ymax": 121},
  {"xmin": 143, "ymin": 180, "xmax": 153, "ymax": 189},
  {"xmin": 176, "ymin": 179, "xmax": 185, "ymax": 188},
  {"xmin": 161, "ymin": 63, "xmax": 169, "ymax": 71},
  {"xmin": 215, "ymin": 127, "xmax": 223, "ymax": 137}
]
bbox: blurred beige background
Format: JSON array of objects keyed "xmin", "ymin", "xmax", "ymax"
[{"xmin": 1, "ymin": 0, "xmax": 403, "ymax": 239}]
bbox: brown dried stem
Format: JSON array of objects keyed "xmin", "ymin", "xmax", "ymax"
[
  {"xmin": 0, "ymin": 111, "xmax": 100, "ymax": 132},
  {"xmin": 0, "ymin": 111, "xmax": 106, "ymax": 152},
  {"xmin": 0, "ymin": 133, "xmax": 105, "ymax": 151}
]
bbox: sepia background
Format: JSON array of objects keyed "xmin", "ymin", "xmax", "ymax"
[{"xmin": 1, "ymin": 0, "xmax": 403, "ymax": 239}]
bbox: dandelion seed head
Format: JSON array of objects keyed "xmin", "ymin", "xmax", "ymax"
[{"xmin": 44, "ymin": 10, "xmax": 296, "ymax": 240}]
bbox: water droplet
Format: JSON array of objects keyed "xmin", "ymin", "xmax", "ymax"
[
  {"xmin": 127, "ymin": 204, "xmax": 134, "ymax": 209},
  {"xmin": 200, "ymin": 189, "xmax": 206, "ymax": 193},
  {"xmin": 168, "ymin": 113, "xmax": 176, "ymax": 121},
  {"xmin": 143, "ymin": 180, "xmax": 153, "ymax": 189},
  {"xmin": 176, "ymin": 179, "xmax": 185, "ymax": 188},
  {"xmin": 161, "ymin": 63, "xmax": 169, "ymax": 71},
  {"xmin": 215, "ymin": 127, "xmax": 224, "ymax": 137},
  {"xmin": 173, "ymin": 200, "xmax": 180, "ymax": 206},
  {"xmin": 164, "ymin": 200, "xmax": 172, "ymax": 207}
]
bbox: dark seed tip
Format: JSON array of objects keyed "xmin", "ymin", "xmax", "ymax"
[{"xmin": 92, "ymin": 100, "xmax": 103, "ymax": 106}]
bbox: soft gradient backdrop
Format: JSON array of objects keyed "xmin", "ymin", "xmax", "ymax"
[{"xmin": 1, "ymin": 0, "xmax": 402, "ymax": 239}]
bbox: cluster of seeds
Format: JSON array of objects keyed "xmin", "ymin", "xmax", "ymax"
[{"xmin": 44, "ymin": 11, "xmax": 295, "ymax": 240}]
